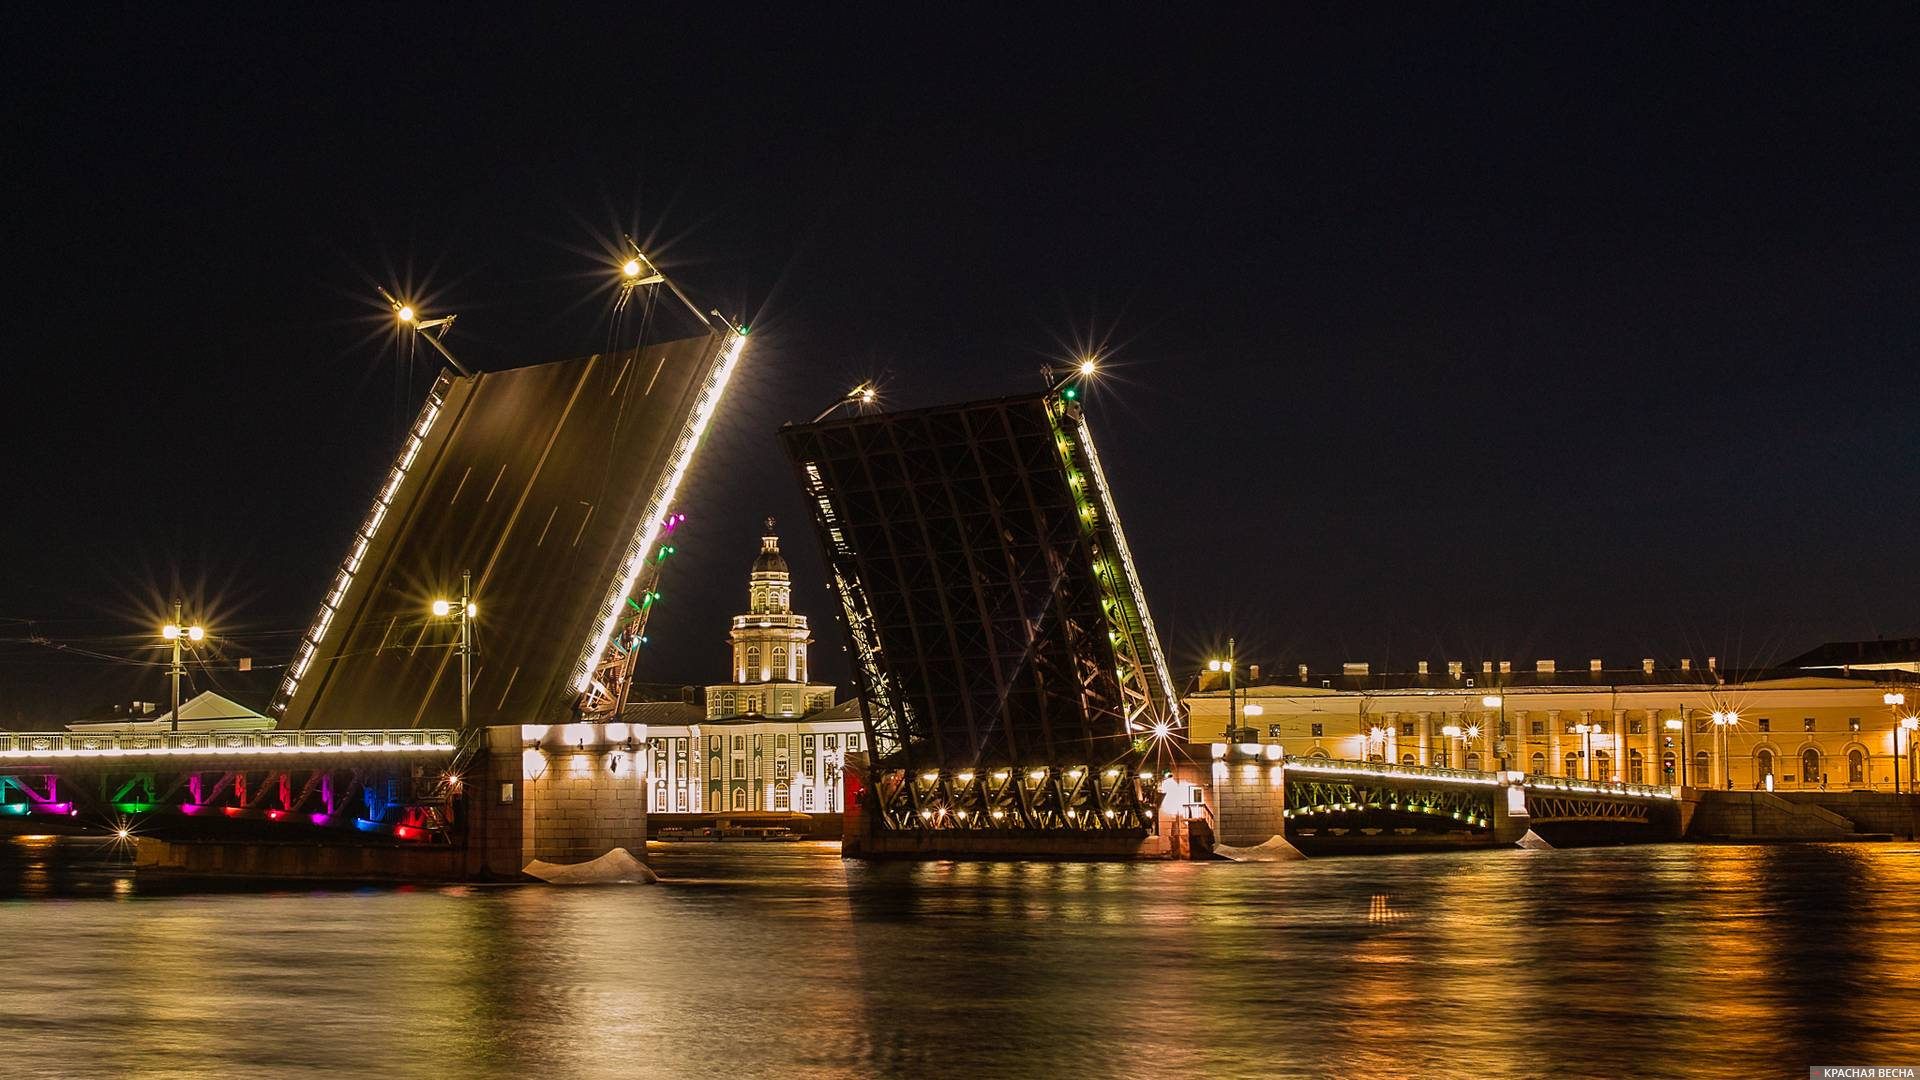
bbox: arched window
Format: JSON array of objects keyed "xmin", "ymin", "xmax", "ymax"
[
  {"xmin": 1756, "ymin": 748, "xmax": 1775, "ymax": 785},
  {"xmin": 1465, "ymin": 752, "xmax": 1481, "ymax": 772},
  {"xmin": 774, "ymin": 782, "xmax": 790, "ymax": 811},
  {"xmin": 1629, "ymin": 749, "xmax": 1645, "ymax": 784},
  {"xmin": 1595, "ymin": 750, "xmax": 1613, "ymax": 782},
  {"xmin": 746, "ymin": 646, "xmax": 761, "ymax": 678},
  {"xmin": 731, "ymin": 787, "xmax": 747, "ymax": 811},
  {"xmin": 1801, "ymin": 748, "xmax": 1821, "ymax": 787},
  {"xmin": 1530, "ymin": 752, "xmax": 1547, "ymax": 775},
  {"xmin": 772, "ymin": 646, "xmax": 787, "ymax": 679},
  {"xmin": 1564, "ymin": 752, "xmax": 1579, "ymax": 777},
  {"xmin": 1401, "ymin": 753, "xmax": 1417, "ymax": 767},
  {"xmin": 1309, "ymin": 748, "xmax": 1329, "ymax": 758},
  {"xmin": 723, "ymin": 691, "xmax": 737, "ymax": 714},
  {"xmin": 1849, "ymin": 749, "xmax": 1865, "ymax": 785},
  {"xmin": 1692, "ymin": 751, "xmax": 1711, "ymax": 786}
]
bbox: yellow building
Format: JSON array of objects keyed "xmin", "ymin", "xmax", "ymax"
[{"xmin": 1186, "ymin": 653, "xmax": 1920, "ymax": 792}]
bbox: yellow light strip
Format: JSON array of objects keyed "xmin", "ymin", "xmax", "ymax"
[
  {"xmin": 571, "ymin": 330, "xmax": 749, "ymax": 693},
  {"xmin": 1072, "ymin": 417, "xmax": 1177, "ymax": 718}
]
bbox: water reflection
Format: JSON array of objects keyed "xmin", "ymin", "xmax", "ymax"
[{"xmin": 2, "ymin": 837, "xmax": 1918, "ymax": 1077}]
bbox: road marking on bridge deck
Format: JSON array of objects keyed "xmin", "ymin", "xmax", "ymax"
[
  {"xmin": 535, "ymin": 504, "xmax": 559, "ymax": 546},
  {"xmin": 642, "ymin": 353, "xmax": 666, "ymax": 396},
  {"xmin": 571, "ymin": 501, "xmax": 594, "ymax": 547},
  {"xmin": 449, "ymin": 465, "xmax": 473, "ymax": 505},
  {"xmin": 610, "ymin": 352, "xmax": 634, "ymax": 395},
  {"xmin": 483, "ymin": 463, "xmax": 507, "ymax": 503},
  {"xmin": 496, "ymin": 666, "xmax": 519, "ymax": 710}
]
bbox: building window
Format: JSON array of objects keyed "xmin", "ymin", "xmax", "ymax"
[
  {"xmin": 1530, "ymin": 720, "xmax": 1545, "ymax": 736},
  {"xmin": 1564, "ymin": 752, "xmax": 1579, "ymax": 777},
  {"xmin": 1595, "ymin": 750, "xmax": 1612, "ymax": 781},
  {"xmin": 1311, "ymin": 723, "xmax": 1323, "ymax": 737},
  {"xmin": 773, "ymin": 646, "xmax": 787, "ymax": 678},
  {"xmin": 1629, "ymin": 749, "xmax": 1644, "ymax": 783},
  {"xmin": 803, "ymin": 788, "xmax": 814, "ymax": 810},
  {"xmin": 1530, "ymin": 752, "xmax": 1546, "ymax": 775},
  {"xmin": 731, "ymin": 788, "xmax": 746, "ymax": 811},
  {"xmin": 746, "ymin": 646, "xmax": 760, "ymax": 675},
  {"xmin": 1802, "ymin": 717, "xmax": 1815, "ymax": 733},
  {"xmin": 1757, "ymin": 718, "xmax": 1770, "ymax": 734},
  {"xmin": 1756, "ymin": 748, "xmax": 1774, "ymax": 782},
  {"xmin": 1693, "ymin": 752, "xmax": 1710, "ymax": 785},
  {"xmin": 733, "ymin": 735, "xmax": 744, "ymax": 751},
  {"xmin": 1401, "ymin": 753, "xmax": 1417, "ymax": 766},
  {"xmin": 1802, "ymin": 748, "xmax": 1821, "ymax": 787},
  {"xmin": 1400, "ymin": 722, "xmax": 1414, "ymax": 737},
  {"xmin": 774, "ymin": 783, "xmax": 790, "ymax": 811},
  {"xmin": 1465, "ymin": 752, "xmax": 1481, "ymax": 772},
  {"xmin": 777, "ymin": 733, "xmax": 788, "ymax": 749},
  {"xmin": 803, "ymin": 734, "xmax": 815, "ymax": 750},
  {"xmin": 676, "ymin": 789, "xmax": 687, "ymax": 811},
  {"xmin": 1849, "ymin": 717, "xmax": 1861, "ymax": 732},
  {"xmin": 1629, "ymin": 717, "xmax": 1645, "ymax": 735},
  {"xmin": 1849, "ymin": 749, "xmax": 1865, "ymax": 785},
  {"xmin": 848, "ymin": 734, "xmax": 860, "ymax": 751}
]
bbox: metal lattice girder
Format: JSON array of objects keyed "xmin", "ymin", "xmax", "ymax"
[
  {"xmin": 1284, "ymin": 776, "xmax": 1496, "ymax": 830},
  {"xmin": 1525, "ymin": 793, "xmax": 1653, "ymax": 825},
  {"xmin": 868, "ymin": 766, "xmax": 1160, "ymax": 833},
  {"xmin": 780, "ymin": 391, "xmax": 1176, "ymax": 776}
]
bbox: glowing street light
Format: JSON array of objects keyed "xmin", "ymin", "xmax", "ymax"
[
  {"xmin": 1711, "ymin": 709, "xmax": 1739, "ymax": 790},
  {"xmin": 1208, "ymin": 638, "xmax": 1240, "ymax": 742},
  {"xmin": 1078, "ymin": 357, "xmax": 1098, "ymax": 377},
  {"xmin": 160, "ymin": 598, "xmax": 205, "ymax": 733},
  {"xmin": 430, "ymin": 570, "xmax": 477, "ymax": 728},
  {"xmin": 1889, "ymin": 692, "xmax": 1910, "ymax": 794},
  {"xmin": 379, "ymin": 286, "xmax": 470, "ymax": 376},
  {"xmin": 811, "ymin": 382, "xmax": 878, "ymax": 423}
]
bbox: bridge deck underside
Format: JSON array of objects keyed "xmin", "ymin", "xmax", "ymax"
[{"xmin": 280, "ymin": 333, "xmax": 724, "ymax": 729}]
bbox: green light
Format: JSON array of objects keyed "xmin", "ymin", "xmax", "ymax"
[
  {"xmin": 113, "ymin": 802, "xmax": 156, "ymax": 815},
  {"xmin": 1062, "ymin": 386, "xmax": 1079, "ymax": 400},
  {"xmin": 0, "ymin": 804, "xmax": 26, "ymax": 816}
]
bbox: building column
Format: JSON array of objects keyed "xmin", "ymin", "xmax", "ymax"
[
  {"xmin": 1416, "ymin": 712, "xmax": 1432, "ymax": 767},
  {"xmin": 1548, "ymin": 711, "xmax": 1564, "ymax": 776},
  {"xmin": 1643, "ymin": 709, "xmax": 1661, "ymax": 785},
  {"xmin": 1511, "ymin": 710, "xmax": 1530, "ymax": 772}
]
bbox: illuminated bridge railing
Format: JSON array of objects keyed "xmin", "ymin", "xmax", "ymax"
[
  {"xmin": 1520, "ymin": 774, "xmax": 1675, "ymax": 801},
  {"xmin": 1281, "ymin": 755, "xmax": 1504, "ymax": 787},
  {"xmin": 0, "ymin": 730, "xmax": 459, "ymax": 760},
  {"xmin": 1280, "ymin": 755, "xmax": 1676, "ymax": 800}
]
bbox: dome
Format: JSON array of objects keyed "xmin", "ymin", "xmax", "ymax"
[{"xmin": 752, "ymin": 519, "xmax": 788, "ymax": 576}]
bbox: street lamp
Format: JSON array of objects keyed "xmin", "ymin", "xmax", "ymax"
[
  {"xmin": 1573, "ymin": 723, "xmax": 1598, "ymax": 780},
  {"xmin": 160, "ymin": 598, "xmax": 205, "ymax": 733},
  {"xmin": 811, "ymin": 382, "xmax": 879, "ymax": 423},
  {"xmin": 1883, "ymin": 691, "xmax": 1907, "ymax": 794},
  {"xmin": 1441, "ymin": 724, "xmax": 1463, "ymax": 769},
  {"xmin": 431, "ymin": 570, "xmax": 477, "ymax": 728},
  {"xmin": 1481, "ymin": 694, "xmax": 1504, "ymax": 769},
  {"xmin": 1207, "ymin": 638, "xmax": 1238, "ymax": 742},
  {"xmin": 1711, "ymin": 710, "xmax": 1739, "ymax": 790},
  {"xmin": 379, "ymin": 287, "xmax": 471, "ymax": 377}
]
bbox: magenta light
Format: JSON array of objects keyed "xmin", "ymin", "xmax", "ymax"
[
  {"xmin": 310, "ymin": 813, "xmax": 333, "ymax": 826},
  {"xmin": 33, "ymin": 802, "xmax": 74, "ymax": 815},
  {"xmin": 179, "ymin": 804, "xmax": 205, "ymax": 816}
]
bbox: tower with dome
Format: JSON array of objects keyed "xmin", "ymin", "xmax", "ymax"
[{"xmin": 704, "ymin": 519, "xmax": 838, "ymax": 719}]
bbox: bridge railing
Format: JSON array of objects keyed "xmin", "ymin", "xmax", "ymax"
[
  {"xmin": 0, "ymin": 729, "xmax": 461, "ymax": 759},
  {"xmin": 1280, "ymin": 755, "xmax": 1504, "ymax": 786},
  {"xmin": 1280, "ymin": 755, "xmax": 1676, "ymax": 801},
  {"xmin": 1520, "ymin": 774, "xmax": 1676, "ymax": 800}
]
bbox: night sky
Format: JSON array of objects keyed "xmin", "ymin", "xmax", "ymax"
[{"xmin": 5, "ymin": 7, "xmax": 1917, "ymax": 723}]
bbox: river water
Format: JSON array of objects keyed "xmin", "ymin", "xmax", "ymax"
[{"xmin": 2, "ymin": 837, "xmax": 1916, "ymax": 1078}]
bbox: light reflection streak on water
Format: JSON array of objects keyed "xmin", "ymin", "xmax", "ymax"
[{"xmin": 0, "ymin": 837, "xmax": 1917, "ymax": 1078}]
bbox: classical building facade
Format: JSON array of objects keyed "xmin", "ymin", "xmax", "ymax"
[
  {"xmin": 702, "ymin": 521, "xmax": 836, "ymax": 719},
  {"xmin": 631, "ymin": 520, "xmax": 863, "ymax": 814},
  {"xmin": 1187, "ymin": 655, "xmax": 1920, "ymax": 793}
]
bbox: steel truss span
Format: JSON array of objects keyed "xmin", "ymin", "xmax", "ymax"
[
  {"xmin": 276, "ymin": 331, "xmax": 741, "ymax": 729},
  {"xmin": 781, "ymin": 391, "xmax": 1177, "ymax": 832}
]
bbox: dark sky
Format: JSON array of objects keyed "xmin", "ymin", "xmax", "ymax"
[{"xmin": 4, "ymin": 6, "xmax": 1918, "ymax": 723}]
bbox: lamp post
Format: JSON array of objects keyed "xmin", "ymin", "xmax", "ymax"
[
  {"xmin": 431, "ymin": 571, "xmax": 476, "ymax": 729},
  {"xmin": 1711, "ymin": 709, "xmax": 1739, "ymax": 790},
  {"xmin": 160, "ymin": 598, "xmax": 206, "ymax": 733},
  {"xmin": 1207, "ymin": 638, "xmax": 1237, "ymax": 742},
  {"xmin": 1664, "ymin": 717, "xmax": 1687, "ymax": 787},
  {"xmin": 1481, "ymin": 694, "xmax": 1504, "ymax": 769},
  {"xmin": 1573, "ymin": 722, "xmax": 1598, "ymax": 780},
  {"xmin": 1901, "ymin": 717, "xmax": 1919, "ymax": 802},
  {"xmin": 1884, "ymin": 692, "xmax": 1907, "ymax": 794}
]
